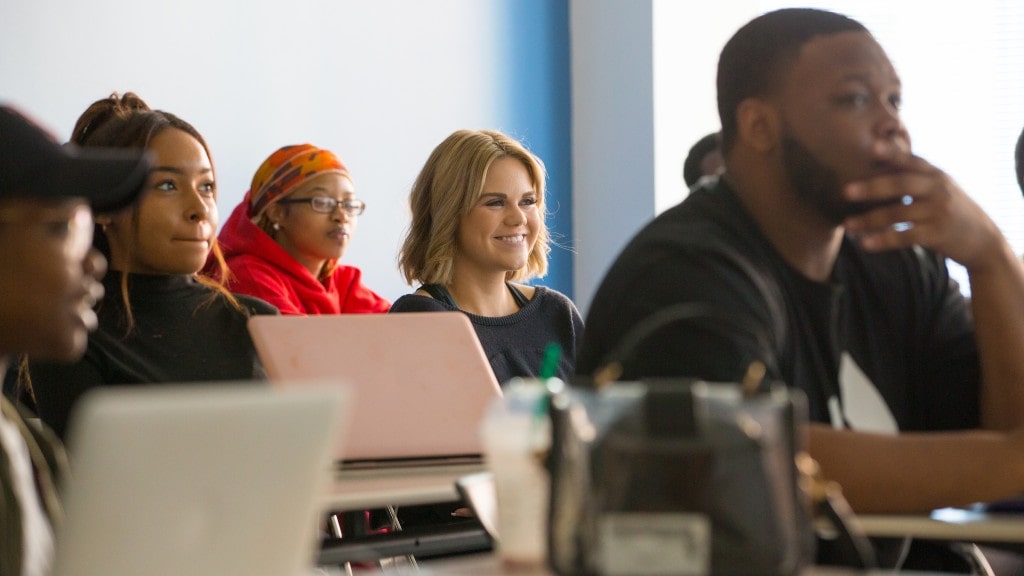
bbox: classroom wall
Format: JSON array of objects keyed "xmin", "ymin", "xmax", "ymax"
[
  {"xmin": 0, "ymin": 0, "xmax": 573, "ymax": 303},
  {"xmin": 495, "ymin": 1, "xmax": 574, "ymax": 300},
  {"xmin": 570, "ymin": 0, "xmax": 758, "ymax": 313},
  {"xmin": 569, "ymin": 0, "xmax": 655, "ymax": 315}
]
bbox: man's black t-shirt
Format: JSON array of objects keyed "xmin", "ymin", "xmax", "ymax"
[{"xmin": 577, "ymin": 177, "xmax": 979, "ymax": 431}]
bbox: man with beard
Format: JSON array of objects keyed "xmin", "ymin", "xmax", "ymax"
[{"xmin": 578, "ymin": 7, "xmax": 1024, "ymax": 522}]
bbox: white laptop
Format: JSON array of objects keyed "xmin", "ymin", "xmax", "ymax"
[
  {"xmin": 54, "ymin": 383, "xmax": 347, "ymax": 576},
  {"xmin": 248, "ymin": 312, "xmax": 502, "ymax": 465}
]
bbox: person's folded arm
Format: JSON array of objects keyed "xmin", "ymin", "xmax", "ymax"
[
  {"xmin": 966, "ymin": 241, "xmax": 1024, "ymax": 431},
  {"xmin": 809, "ymin": 423, "xmax": 1024, "ymax": 514}
]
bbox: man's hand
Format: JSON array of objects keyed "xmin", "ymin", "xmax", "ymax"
[{"xmin": 841, "ymin": 155, "xmax": 1005, "ymax": 274}]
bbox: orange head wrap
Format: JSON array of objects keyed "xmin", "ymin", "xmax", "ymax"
[{"xmin": 248, "ymin": 144, "xmax": 349, "ymax": 221}]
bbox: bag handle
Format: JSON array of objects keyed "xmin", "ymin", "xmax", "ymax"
[
  {"xmin": 590, "ymin": 302, "xmax": 776, "ymax": 390},
  {"xmin": 798, "ymin": 453, "xmax": 878, "ymax": 569}
]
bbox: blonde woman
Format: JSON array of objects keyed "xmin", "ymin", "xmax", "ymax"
[{"xmin": 393, "ymin": 129, "xmax": 582, "ymax": 383}]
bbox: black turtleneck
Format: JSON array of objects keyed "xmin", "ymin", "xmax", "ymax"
[{"xmin": 29, "ymin": 272, "xmax": 278, "ymax": 439}]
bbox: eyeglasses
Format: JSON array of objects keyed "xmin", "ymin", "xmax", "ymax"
[{"xmin": 278, "ymin": 195, "xmax": 366, "ymax": 216}]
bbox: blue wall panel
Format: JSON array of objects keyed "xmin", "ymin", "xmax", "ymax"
[{"xmin": 495, "ymin": 0, "xmax": 574, "ymax": 298}]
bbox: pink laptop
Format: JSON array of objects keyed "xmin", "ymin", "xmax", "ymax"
[{"xmin": 248, "ymin": 312, "xmax": 502, "ymax": 465}]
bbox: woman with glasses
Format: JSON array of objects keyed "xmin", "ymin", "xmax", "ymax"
[
  {"xmin": 26, "ymin": 92, "xmax": 277, "ymax": 440},
  {"xmin": 212, "ymin": 144, "xmax": 389, "ymax": 315},
  {"xmin": 393, "ymin": 129, "xmax": 583, "ymax": 384}
]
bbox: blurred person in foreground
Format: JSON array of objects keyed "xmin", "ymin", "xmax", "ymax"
[{"xmin": 0, "ymin": 105, "xmax": 148, "ymax": 576}]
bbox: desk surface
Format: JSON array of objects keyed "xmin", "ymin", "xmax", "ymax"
[
  {"xmin": 321, "ymin": 467, "xmax": 1024, "ymax": 566},
  {"xmin": 858, "ymin": 509, "xmax": 1024, "ymax": 544},
  {"xmin": 345, "ymin": 554, "xmax": 966, "ymax": 575},
  {"xmin": 323, "ymin": 463, "xmax": 485, "ymax": 510}
]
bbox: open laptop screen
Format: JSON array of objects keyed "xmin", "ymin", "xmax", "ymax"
[
  {"xmin": 55, "ymin": 383, "xmax": 345, "ymax": 576},
  {"xmin": 248, "ymin": 312, "xmax": 501, "ymax": 464}
]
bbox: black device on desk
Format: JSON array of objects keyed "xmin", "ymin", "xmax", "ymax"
[
  {"xmin": 979, "ymin": 497, "xmax": 1024, "ymax": 514},
  {"xmin": 318, "ymin": 521, "xmax": 492, "ymax": 565}
]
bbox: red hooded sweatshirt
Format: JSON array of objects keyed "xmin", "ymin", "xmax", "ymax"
[{"xmin": 212, "ymin": 200, "xmax": 390, "ymax": 315}]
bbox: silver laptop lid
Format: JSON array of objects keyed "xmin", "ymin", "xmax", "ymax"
[{"xmin": 55, "ymin": 383, "xmax": 346, "ymax": 576}]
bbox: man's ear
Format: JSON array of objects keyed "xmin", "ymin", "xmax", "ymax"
[{"xmin": 735, "ymin": 98, "xmax": 780, "ymax": 153}]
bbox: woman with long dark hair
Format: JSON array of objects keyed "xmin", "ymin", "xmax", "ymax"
[{"xmin": 28, "ymin": 93, "xmax": 276, "ymax": 439}]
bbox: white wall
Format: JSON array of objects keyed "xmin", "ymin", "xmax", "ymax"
[
  {"xmin": 0, "ymin": 0, "xmax": 505, "ymax": 303},
  {"xmin": 570, "ymin": 0, "xmax": 655, "ymax": 314},
  {"xmin": 571, "ymin": 1, "xmax": 757, "ymax": 313},
  {"xmin": 652, "ymin": 0, "xmax": 759, "ymax": 214}
]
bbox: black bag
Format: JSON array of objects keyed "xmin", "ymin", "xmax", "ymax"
[{"xmin": 547, "ymin": 379, "xmax": 816, "ymax": 576}]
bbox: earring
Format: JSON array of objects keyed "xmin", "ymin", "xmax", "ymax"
[{"xmin": 272, "ymin": 222, "xmax": 281, "ymax": 231}]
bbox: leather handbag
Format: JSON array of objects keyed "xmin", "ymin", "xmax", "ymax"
[{"xmin": 546, "ymin": 378, "xmax": 815, "ymax": 576}]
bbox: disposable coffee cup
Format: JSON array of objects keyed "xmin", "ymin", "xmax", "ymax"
[{"xmin": 480, "ymin": 378, "xmax": 554, "ymax": 566}]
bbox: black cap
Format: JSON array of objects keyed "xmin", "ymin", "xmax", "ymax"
[{"xmin": 0, "ymin": 105, "xmax": 150, "ymax": 212}]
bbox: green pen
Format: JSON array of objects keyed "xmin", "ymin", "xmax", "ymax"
[
  {"xmin": 539, "ymin": 341, "xmax": 562, "ymax": 380},
  {"xmin": 530, "ymin": 342, "xmax": 562, "ymax": 458},
  {"xmin": 534, "ymin": 342, "xmax": 562, "ymax": 418}
]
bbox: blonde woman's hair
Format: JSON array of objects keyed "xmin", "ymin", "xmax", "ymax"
[{"xmin": 398, "ymin": 129, "xmax": 550, "ymax": 286}]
